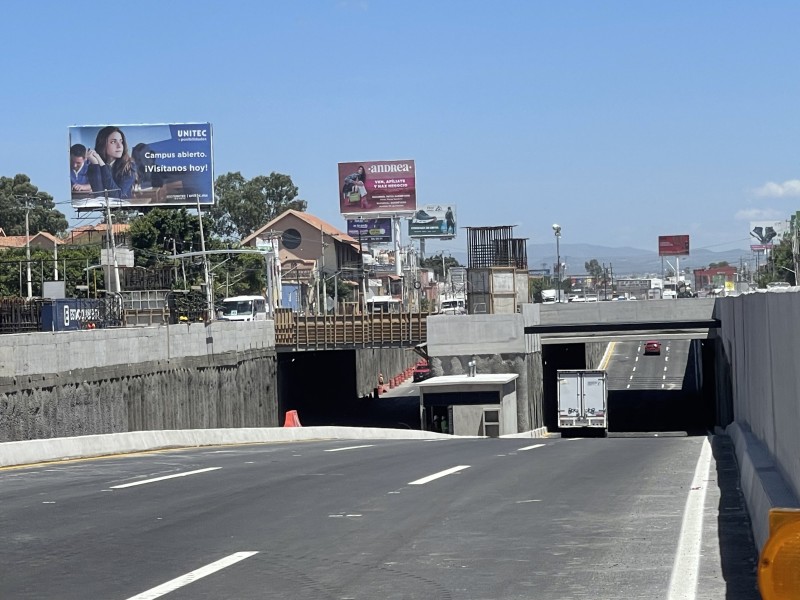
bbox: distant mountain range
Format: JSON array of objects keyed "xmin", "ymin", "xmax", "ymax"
[
  {"xmin": 526, "ymin": 243, "xmax": 751, "ymax": 277},
  {"xmin": 440, "ymin": 243, "xmax": 752, "ymax": 278}
]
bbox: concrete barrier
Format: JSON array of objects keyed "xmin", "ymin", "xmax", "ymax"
[{"xmin": 0, "ymin": 427, "xmax": 455, "ymax": 468}]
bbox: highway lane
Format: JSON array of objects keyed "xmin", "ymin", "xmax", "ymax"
[
  {"xmin": 606, "ymin": 339, "xmax": 691, "ymax": 390},
  {"xmin": 0, "ymin": 436, "xmax": 757, "ymax": 599}
]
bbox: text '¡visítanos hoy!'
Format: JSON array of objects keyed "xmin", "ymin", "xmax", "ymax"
[
  {"xmin": 144, "ymin": 164, "xmax": 209, "ymax": 173},
  {"xmin": 144, "ymin": 151, "xmax": 207, "ymax": 159}
]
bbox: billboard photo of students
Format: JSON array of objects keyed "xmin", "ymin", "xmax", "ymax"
[{"xmin": 69, "ymin": 123, "xmax": 213, "ymax": 210}]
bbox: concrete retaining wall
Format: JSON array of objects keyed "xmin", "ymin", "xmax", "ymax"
[
  {"xmin": 426, "ymin": 312, "xmax": 544, "ymax": 432},
  {"xmin": 354, "ymin": 347, "xmax": 419, "ymax": 397},
  {"xmin": 0, "ymin": 322, "xmax": 277, "ymax": 443},
  {"xmin": 715, "ymin": 290, "xmax": 800, "ymax": 551}
]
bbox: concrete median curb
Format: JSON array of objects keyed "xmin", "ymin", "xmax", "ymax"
[
  {"xmin": 0, "ymin": 427, "xmax": 453, "ymax": 468},
  {"xmin": 726, "ymin": 421, "xmax": 800, "ymax": 551}
]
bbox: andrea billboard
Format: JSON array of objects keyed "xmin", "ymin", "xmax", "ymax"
[
  {"xmin": 408, "ymin": 204, "xmax": 457, "ymax": 239},
  {"xmin": 338, "ymin": 160, "xmax": 416, "ymax": 215},
  {"xmin": 69, "ymin": 123, "xmax": 213, "ymax": 210},
  {"xmin": 346, "ymin": 218, "xmax": 393, "ymax": 244},
  {"xmin": 658, "ymin": 234, "xmax": 690, "ymax": 256},
  {"xmin": 749, "ymin": 220, "xmax": 787, "ymax": 250}
]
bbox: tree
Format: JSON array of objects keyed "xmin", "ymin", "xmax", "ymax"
[
  {"xmin": 529, "ymin": 277, "xmax": 545, "ymax": 303},
  {"xmin": 708, "ymin": 261, "xmax": 729, "ymax": 269},
  {"xmin": 584, "ymin": 259, "xmax": 604, "ymax": 285},
  {"xmin": 760, "ymin": 237, "xmax": 795, "ymax": 286},
  {"xmin": 420, "ymin": 254, "xmax": 461, "ymax": 280},
  {"xmin": 0, "ymin": 174, "xmax": 68, "ymax": 236},
  {"xmin": 210, "ymin": 172, "xmax": 307, "ymax": 241}
]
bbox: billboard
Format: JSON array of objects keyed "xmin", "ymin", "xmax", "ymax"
[
  {"xmin": 69, "ymin": 123, "xmax": 213, "ymax": 210},
  {"xmin": 749, "ymin": 220, "xmax": 788, "ymax": 250},
  {"xmin": 338, "ymin": 160, "xmax": 416, "ymax": 215},
  {"xmin": 408, "ymin": 204, "xmax": 457, "ymax": 239},
  {"xmin": 346, "ymin": 218, "xmax": 393, "ymax": 244},
  {"xmin": 658, "ymin": 234, "xmax": 690, "ymax": 256}
]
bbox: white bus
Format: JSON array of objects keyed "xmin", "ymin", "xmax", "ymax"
[{"xmin": 219, "ymin": 295, "xmax": 269, "ymax": 321}]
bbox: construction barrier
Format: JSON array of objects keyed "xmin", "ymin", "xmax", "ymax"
[{"xmin": 283, "ymin": 410, "xmax": 302, "ymax": 427}]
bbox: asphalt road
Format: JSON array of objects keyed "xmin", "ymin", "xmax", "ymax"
[
  {"xmin": 605, "ymin": 339, "xmax": 690, "ymax": 390},
  {"xmin": 1, "ymin": 435, "xmax": 758, "ymax": 599}
]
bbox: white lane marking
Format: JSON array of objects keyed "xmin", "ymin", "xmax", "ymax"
[
  {"xmin": 518, "ymin": 443, "xmax": 546, "ymax": 451},
  {"xmin": 662, "ymin": 384, "xmax": 666, "ymax": 389},
  {"xmin": 663, "ymin": 375, "xmax": 667, "ymax": 380},
  {"xmin": 632, "ymin": 366, "xmax": 637, "ymax": 372},
  {"xmin": 667, "ymin": 438, "xmax": 712, "ymax": 600},
  {"xmin": 125, "ymin": 551, "xmax": 258, "ymax": 600},
  {"xmin": 627, "ymin": 384, "xmax": 631, "ymax": 389},
  {"xmin": 409, "ymin": 465, "xmax": 470, "ymax": 485},
  {"xmin": 635, "ymin": 356, "xmax": 640, "ymax": 362},
  {"xmin": 516, "ymin": 499, "xmax": 542, "ymax": 503},
  {"xmin": 110, "ymin": 467, "xmax": 221, "ymax": 489},
  {"xmin": 664, "ymin": 366, "xmax": 669, "ymax": 372},
  {"xmin": 665, "ymin": 356, "xmax": 670, "ymax": 362},
  {"xmin": 324, "ymin": 445, "xmax": 375, "ymax": 452}
]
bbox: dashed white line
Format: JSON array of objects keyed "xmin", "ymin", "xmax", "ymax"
[
  {"xmin": 324, "ymin": 445, "xmax": 375, "ymax": 452},
  {"xmin": 409, "ymin": 465, "xmax": 470, "ymax": 485},
  {"xmin": 518, "ymin": 444, "xmax": 546, "ymax": 451},
  {"xmin": 125, "ymin": 551, "xmax": 258, "ymax": 600},
  {"xmin": 664, "ymin": 366, "xmax": 669, "ymax": 372},
  {"xmin": 110, "ymin": 467, "xmax": 221, "ymax": 489},
  {"xmin": 667, "ymin": 438, "xmax": 712, "ymax": 600}
]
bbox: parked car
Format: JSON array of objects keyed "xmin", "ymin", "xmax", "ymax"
[{"xmin": 644, "ymin": 340, "xmax": 662, "ymax": 355}]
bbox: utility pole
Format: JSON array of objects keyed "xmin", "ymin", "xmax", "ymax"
[
  {"xmin": 195, "ymin": 196, "xmax": 212, "ymax": 321},
  {"xmin": 14, "ymin": 194, "xmax": 38, "ymax": 298},
  {"xmin": 320, "ymin": 227, "xmax": 327, "ymax": 314}
]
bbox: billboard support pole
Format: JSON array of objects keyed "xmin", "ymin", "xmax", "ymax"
[
  {"xmin": 103, "ymin": 190, "xmax": 121, "ymax": 294},
  {"xmin": 195, "ymin": 196, "xmax": 212, "ymax": 321}
]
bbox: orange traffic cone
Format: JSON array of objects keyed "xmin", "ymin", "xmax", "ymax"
[{"xmin": 283, "ymin": 410, "xmax": 302, "ymax": 427}]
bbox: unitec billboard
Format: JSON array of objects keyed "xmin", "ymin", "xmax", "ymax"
[
  {"xmin": 69, "ymin": 123, "xmax": 214, "ymax": 210},
  {"xmin": 338, "ymin": 160, "xmax": 416, "ymax": 215},
  {"xmin": 658, "ymin": 235, "xmax": 690, "ymax": 256}
]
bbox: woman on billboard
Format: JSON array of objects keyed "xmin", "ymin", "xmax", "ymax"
[
  {"xmin": 86, "ymin": 126, "xmax": 136, "ymax": 200},
  {"xmin": 341, "ymin": 165, "xmax": 368, "ymax": 210}
]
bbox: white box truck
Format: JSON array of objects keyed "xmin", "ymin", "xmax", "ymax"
[{"xmin": 557, "ymin": 369, "xmax": 608, "ymax": 432}]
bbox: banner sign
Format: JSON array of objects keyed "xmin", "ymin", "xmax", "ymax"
[
  {"xmin": 617, "ymin": 279, "xmax": 652, "ymax": 291},
  {"xmin": 408, "ymin": 204, "xmax": 457, "ymax": 239},
  {"xmin": 69, "ymin": 123, "xmax": 213, "ymax": 210},
  {"xmin": 658, "ymin": 234, "xmax": 690, "ymax": 256},
  {"xmin": 338, "ymin": 160, "xmax": 416, "ymax": 215},
  {"xmin": 346, "ymin": 218, "xmax": 393, "ymax": 244},
  {"xmin": 749, "ymin": 220, "xmax": 787, "ymax": 250}
]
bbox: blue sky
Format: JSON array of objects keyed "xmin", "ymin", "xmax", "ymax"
[{"xmin": 2, "ymin": 1, "xmax": 798, "ymax": 257}]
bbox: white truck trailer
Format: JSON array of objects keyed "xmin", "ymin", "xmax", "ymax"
[{"xmin": 557, "ymin": 369, "xmax": 608, "ymax": 433}]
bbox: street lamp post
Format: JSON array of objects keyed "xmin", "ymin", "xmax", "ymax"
[{"xmin": 552, "ymin": 224, "xmax": 562, "ymax": 302}]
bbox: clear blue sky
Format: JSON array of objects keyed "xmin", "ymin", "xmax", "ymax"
[{"xmin": 2, "ymin": 1, "xmax": 798, "ymax": 255}]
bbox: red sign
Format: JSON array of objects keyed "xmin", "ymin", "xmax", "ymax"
[{"xmin": 658, "ymin": 235, "xmax": 690, "ymax": 257}]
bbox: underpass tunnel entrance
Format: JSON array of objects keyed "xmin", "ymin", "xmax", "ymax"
[
  {"xmin": 545, "ymin": 338, "xmax": 718, "ymax": 435},
  {"xmin": 277, "ymin": 349, "xmax": 359, "ymax": 425}
]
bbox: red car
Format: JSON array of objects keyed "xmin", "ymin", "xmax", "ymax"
[
  {"xmin": 644, "ymin": 340, "xmax": 662, "ymax": 355},
  {"xmin": 413, "ymin": 362, "xmax": 432, "ymax": 382}
]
